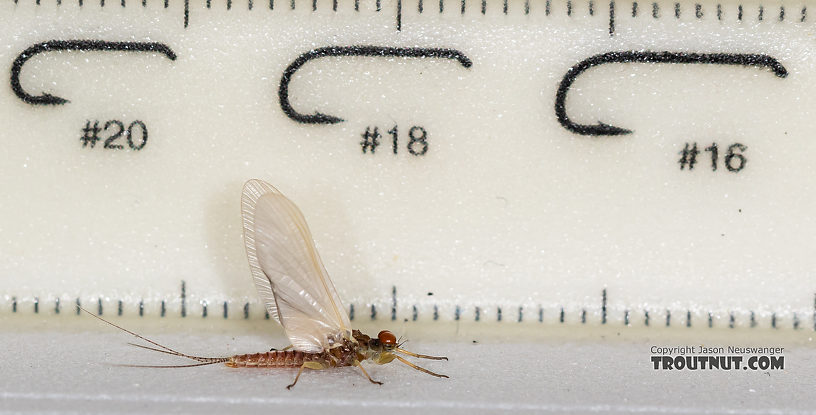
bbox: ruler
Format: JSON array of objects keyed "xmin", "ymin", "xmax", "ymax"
[{"xmin": 1, "ymin": 0, "xmax": 814, "ymax": 331}]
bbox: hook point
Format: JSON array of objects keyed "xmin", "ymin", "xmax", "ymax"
[
  {"xmin": 596, "ymin": 122, "xmax": 632, "ymax": 136},
  {"xmin": 43, "ymin": 93, "xmax": 69, "ymax": 105},
  {"xmin": 314, "ymin": 112, "xmax": 344, "ymax": 124}
]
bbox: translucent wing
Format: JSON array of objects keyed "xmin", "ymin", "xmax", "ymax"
[{"xmin": 241, "ymin": 179, "xmax": 351, "ymax": 352}]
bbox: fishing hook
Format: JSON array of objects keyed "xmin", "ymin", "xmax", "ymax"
[
  {"xmin": 278, "ymin": 45, "xmax": 473, "ymax": 124},
  {"xmin": 11, "ymin": 40, "xmax": 177, "ymax": 105},
  {"xmin": 554, "ymin": 51, "xmax": 788, "ymax": 136}
]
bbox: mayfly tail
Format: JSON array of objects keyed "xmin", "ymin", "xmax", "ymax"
[
  {"xmin": 126, "ymin": 342, "xmax": 229, "ymax": 364},
  {"xmin": 115, "ymin": 361, "xmax": 227, "ymax": 369},
  {"xmin": 79, "ymin": 306, "xmax": 229, "ymax": 364}
]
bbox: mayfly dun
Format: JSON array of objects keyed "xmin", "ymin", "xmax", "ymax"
[{"xmin": 83, "ymin": 179, "xmax": 448, "ymax": 388}]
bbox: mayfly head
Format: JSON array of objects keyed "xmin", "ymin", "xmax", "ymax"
[
  {"xmin": 349, "ymin": 329, "xmax": 447, "ymax": 376},
  {"xmin": 369, "ymin": 331, "xmax": 401, "ymax": 364},
  {"xmin": 350, "ymin": 329, "xmax": 397, "ymax": 363},
  {"xmin": 377, "ymin": 330, "xmax": 399, "ymax": 351}
]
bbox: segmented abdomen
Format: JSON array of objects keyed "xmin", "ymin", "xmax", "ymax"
[{"xmin": 226, "ymin": 350, "xmax": 325, "ymax": 368}]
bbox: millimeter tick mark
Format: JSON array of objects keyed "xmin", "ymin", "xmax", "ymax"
[
  {"xmin": 181, "ymin": 280, "xmax": 187, "ymax": 318},
  {"xmin": 397, "ymin": 0, "xmax": 402, "ymax": 31}
]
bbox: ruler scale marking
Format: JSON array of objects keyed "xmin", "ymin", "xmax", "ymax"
[
  {"xmin": 1, "ymin": 0, "xmax": 814, "ymax": 332},
  {"xmin": 609, "ymin": 0, "xmax": 614, "ymax": 36},
  {"xmin": 18, "ymin": 284, "xmax": 812, "ymax": 328}
]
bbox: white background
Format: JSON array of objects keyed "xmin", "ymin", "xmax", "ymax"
[{"xmin": 0, "ymin": 0, "xmax": 814, "ymax": 329}]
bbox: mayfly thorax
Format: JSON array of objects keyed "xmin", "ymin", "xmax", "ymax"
[{"xmin": 84, "ymin": 179, "xmax": 447, "ymax": 388}]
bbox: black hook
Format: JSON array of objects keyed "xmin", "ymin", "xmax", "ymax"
[
  {"xmin": 11, "ymin": 40, "xmax": 177, "ymax": 105},
  {"xmin": 278, "ymin": 46, "xmax": 473, "ymax": 124},
  {"xmin": 555, "ymin": 51, "xmax": 788, "ymax": 136}
]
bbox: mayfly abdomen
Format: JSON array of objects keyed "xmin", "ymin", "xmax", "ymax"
[{"xmin": 226, "ymin": 350, "xmax": 326, "ymax": 368}]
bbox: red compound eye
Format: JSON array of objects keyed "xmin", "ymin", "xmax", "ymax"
[{"xmin": 378, "ymin": 330, "xmax": 397, "ymax": 345}]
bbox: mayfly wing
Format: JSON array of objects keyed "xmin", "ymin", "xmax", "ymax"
[{"xmin": 241, "ymin": 179, "xmax": 352, "ymax": 352}]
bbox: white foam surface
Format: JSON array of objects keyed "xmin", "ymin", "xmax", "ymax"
[{"xmin": 1, "ymin": 323, "xmax": 815, "ymax": 414}]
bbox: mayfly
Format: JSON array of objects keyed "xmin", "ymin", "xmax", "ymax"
[{"xmin": 84, "ymin": 179, "xmax": 448, "ymax": 388}]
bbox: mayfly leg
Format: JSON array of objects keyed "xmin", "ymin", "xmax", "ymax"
[
  {"xmin": 395, "ymin": 347, "xmax": 448, "ymax": 360},
  {"xmin": 287, "ymin": 361, "xmax": 328, "ymax": 389},
  {"xmin": 353, "ymin": 361, "xmax": 383, "ymax": 385},
  {"xmin": 393, "ymin": 355, "xmax": 449, "ymax": 378}
]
